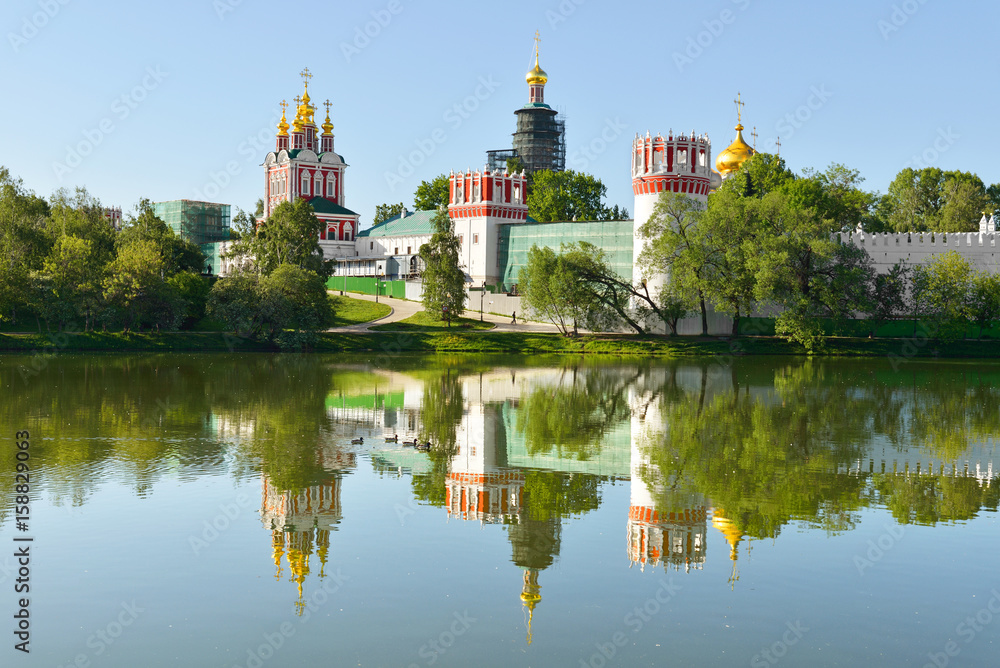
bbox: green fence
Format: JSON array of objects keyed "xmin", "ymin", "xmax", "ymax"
[{"xmin": 327, "ymin": 276, "xmax": 407, "ymax": 299}]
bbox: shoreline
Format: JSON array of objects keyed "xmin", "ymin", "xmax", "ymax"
[{"xmin": 1, "ymin": 330, "xmax": 998, "ymax": 359}]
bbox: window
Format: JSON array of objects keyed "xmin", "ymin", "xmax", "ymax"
[
  {"xmin": 301, "ymin": 172, "xmax": 309, "ymax": 194},
  {"xmin": 327, "ymin": 174, "xmax": 336, "ymax": 198},
  {"xmin": 394, "ymin": 247, "xmax": 399, "ymax": 255},
  {"xmin": 407, "ymin": 246, "xmax": 411, "ymax": 254},
  {"xmin": 459, "ymin": 234, "xmax": 464, "ymax": 245},
  {"xmin": 344, "ymin": 223, "xmax": 353, "ymax": 242},
  {"xmin": 370, "ymin": 242, "xmax": 374, "ymax": 250},
  {"xmin": 473, "ymin": 233, "xmax": 479, "ymax": 244}
]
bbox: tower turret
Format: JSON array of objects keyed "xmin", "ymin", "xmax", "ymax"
[
  {"xmin": 321, "ymin": 99, "xmax": 335, "ymax": 154},
  {"xmin": 631, "ymin": 129, "xmax": 715, "ymax": 308},
  {"xmin": 275, "ymin": 100, "xmax": 290, "ymax": 152}
]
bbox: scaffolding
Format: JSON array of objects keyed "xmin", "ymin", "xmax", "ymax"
[
  {"xmin": 486, "ymin": 148, "xmax": 520, "ymax": 173},
  {"xmin": 512, "ymin": 107, "xmax": 566, "ymax": 175},
  {"xmin": 152, "ymin": 200, "xmax": 231, "ymax": 245}
]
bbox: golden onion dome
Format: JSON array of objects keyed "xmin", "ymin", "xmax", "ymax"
[
  {"xmin": 321, "ymin": 113, "xmax": 333, "ymax": 136},
  {"xmin": 277, "ymin": 102, "xmax": 290, "ymax": 136},
  {"xmin": 526, "ymin": 53, "xmax": 547, "ymax": 85},
  {"xmin": 715, "ymin": 123, "xmax": 756, "ymax": 176}
]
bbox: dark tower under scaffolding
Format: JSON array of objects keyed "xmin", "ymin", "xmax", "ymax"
[{"xmin": 487, "ymin": 32, "xmax": 565, "ymax": 176}]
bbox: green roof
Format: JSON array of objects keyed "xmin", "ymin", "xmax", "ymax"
[
  {"xmin": 358, "ymin": 210, "xmax": 437, "ymax": 238},
  {"xmin": 307, "ymin": 197, "xmax": 358, "ymax": 217}
]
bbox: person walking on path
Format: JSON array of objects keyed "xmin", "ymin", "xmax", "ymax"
[{"xmin": 511, "ymin": 311, "xmax": 517, "ymax": 325}]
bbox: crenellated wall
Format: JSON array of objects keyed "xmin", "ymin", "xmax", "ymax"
[{"xmin": 838, "ymin": 231, "xmax": 1000, "ymax": 273}]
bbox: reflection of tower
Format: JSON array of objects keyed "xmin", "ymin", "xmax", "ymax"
[
  {"xmin": 711, "ymin": 508, "xmax": 745, "ymax": 588},
  {"xmin": 521, "ymin": 568, "xmax": 541, "ymax": 645},
  {"xmin": 447, "ymin": 404, "xmax": 524, "ymax": 522},
  {"xmin": 261, "ymin": 457, "xmax": 352, "ymax": 614},
  {"xmin": 628, "ymin": 397, "xmax": 708, "ymax": 572}
]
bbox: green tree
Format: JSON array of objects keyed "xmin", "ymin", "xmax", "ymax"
[
  {"xmin": 968, "ymin": 271, "xmax": 1000, "ymax": 338},
  {"xmin": 207, "ymin": 265, "xmax": 333, "ymax": 349},
  {"xmin": 865, "ymin": 262, "xmax": 910, "ymax": 336},
  {"xmin": 236, "ymin": 198, "xmax": 328, "ymax": 278},
  {"xmin": 910, "ymin": 251, "xmax": 974, "ymax": 340},
  {"xmin": 637, "ymin": 192, "xmax": 714, "ymax": 334},
  {"xmin": 413, "ymin": 175, "xmax": 451, "ymax": 211},
  {"xmin": 750, "ymin": 191, "xmax": 874, "ymax": 351},
  {"xmin": 373, "ymin": 202, "xmax": 405, "ymax": 225},
  {"xmin": 41, "ymin": 235, "xmax": 106, "ymax": 331},
  {"xmin": 0, "ymin": 167, "xmax": 51, "ymax": 323},
  {"xmin": 519, "ymin": 245, "xmax": 591, "ymax": 335},
  {"xmin": 259, "ymin": 264, "xmax": 334, "ymax": 349},
  {"xmin": 715, "ymin": 152, "xmax": 794, "ymax": 199},
  {"xmin": 167, "ymin": 271, "xmax": 212, "ymax": 328},
  {"xmin": 883, "ymin": 168, "xmax": 987, "ymax": 232},
  {"xmin": 700, "ymin": 190, "xmax": 759, "ymax": 335},
  {"xmin": 103, "ymin": 238, "xmax": 184, "ymax": 331},
  {"xmin": 119, "ymin": 199, "xmax": 204, "ymax": 276},
  {"xmin": 418, "ymin": 209, "xmax": 467, "ymax": 324},
  {"xmin": 527, "ymin": 170, "xmax": 612, "ymax": 222}
]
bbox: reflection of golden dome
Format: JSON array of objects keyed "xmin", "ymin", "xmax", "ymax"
[
  {"xmin": 715, "ymin": 124, "xmax": 756, "ymax": 176},
  {"xmin": 711, "ymin": 509, "xmax": 744, "ymax": 561},
  {"xmin": 526, "ymin": 53, "xmax": 548, "ymax": 85}
]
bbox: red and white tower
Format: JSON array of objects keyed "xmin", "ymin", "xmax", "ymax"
[
  {"xmin": 631, "ymin": 130, "xmax": 721, "ymax": 315},
  {"xmin": 448, "ymin": 167, "xmax": 529, "ymax": 286},
  {"xmin": 262, "ymin": 68, "xmax": 360, "ymax": 260}
]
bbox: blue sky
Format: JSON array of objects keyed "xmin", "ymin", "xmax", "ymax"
[{"xmin": 2, "ymin": 0, "xmax": 997, "ymax": 226}]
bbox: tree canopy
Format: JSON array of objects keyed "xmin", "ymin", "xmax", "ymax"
[{"xmin": 413, "ymin": 175, "xmax": 451, "ymax": 211}]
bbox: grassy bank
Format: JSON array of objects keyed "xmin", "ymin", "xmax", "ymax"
[
  {"xmin": 368, "ymin": 312, "xmax": 494, "ymax": 332},
  {"xmin": 5, "ymin": 329, "xmax": 999, "ymax": 358}
]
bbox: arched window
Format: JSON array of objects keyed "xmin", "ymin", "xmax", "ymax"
[
  {"xmin": 327, "ymin": 174, "xmax": 336, "ymax": 198},
  {"xmin": 343, "ymin": 222, "xmax": 353, "ymax": 242}
]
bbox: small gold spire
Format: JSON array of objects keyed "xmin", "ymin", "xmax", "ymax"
[
  {"xmin": 292, "ymin": 95, "xmax": 303, "ymax": 132},
  {"xmin": 321, "ymin": 99, "xmax": 334, "ymax": 136},
  {"xmin": 525, "ymin": 31, "xmax": 548, "ymax": 85},
  {"xmin": 277, "ymin": 100, "xmax": 289, "ymax": 136}
]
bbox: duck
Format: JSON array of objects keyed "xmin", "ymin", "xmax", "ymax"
[
  {"xmin": 350, "ymin": 437, "xmax": 364, "ymax": 445},
  {"xmin": 415, "ymin": 441, "xmax": 431, "ymax": 451},
  {"xmin": 385, "ymin": 434, "xmax": 398, "ymax": 443},
  {"xmin": 402, "ymin": 439, "xmax": 418, "ymax": 446}
]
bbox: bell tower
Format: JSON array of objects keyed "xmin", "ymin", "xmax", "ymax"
[{"xmin": 262, "ymin": 68, "xmax": 360, "ymax": 259}]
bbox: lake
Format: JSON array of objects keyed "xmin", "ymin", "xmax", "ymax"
[{"xmin": 0, "ymin": 353, "xmax": 997, "ymax": 667}]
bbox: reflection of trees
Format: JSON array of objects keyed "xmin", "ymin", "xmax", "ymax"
[
  {"xmin": 515, "ymin": 366, "xmax": 633, "ymax": 460},
  {"xmin": 411, "ymin": 368, "xmax": 465, "ymax": 506},
  {"xmin": 209, "ymin": 355, "xmax": 342, "ymax": 491},
  {"xmin": 642, "ymin": 362, "xmax": 875, "ymax": 539},
  {"xmin": 0, "ymin": 354, "xmax": 225, "ymax": 513},
  {"xmin": 640, "ymin": 359, "xmax": 1000, "ymax": 533}
]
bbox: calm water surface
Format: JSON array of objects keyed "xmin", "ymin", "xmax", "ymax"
[{"xmin": 0, "ymin": 354, "xmax": 998, "ymax": 667}]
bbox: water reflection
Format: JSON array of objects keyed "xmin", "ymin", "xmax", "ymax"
[{"xmin": 1, "ymin": 355, "xmax": 998, "ymax": 629}]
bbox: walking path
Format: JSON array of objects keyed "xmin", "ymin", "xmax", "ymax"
[{"xmin": 326, "ymin": 293, "xmax": 562, "ymax": 333}]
